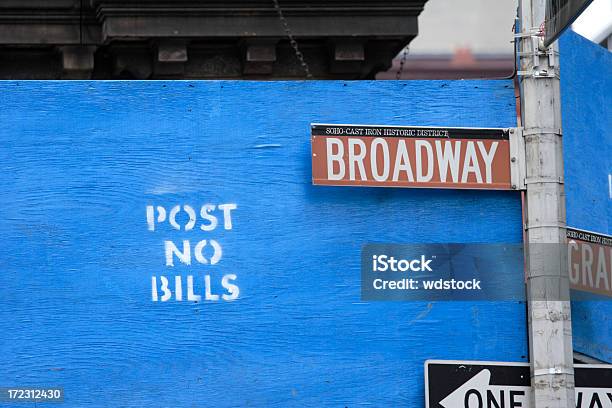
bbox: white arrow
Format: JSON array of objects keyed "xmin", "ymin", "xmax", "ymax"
[{"xmin": 439, "ymin": 369, "xmax": 612, "ymax": 408}]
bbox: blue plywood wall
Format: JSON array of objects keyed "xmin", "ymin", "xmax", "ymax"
[
  {"xmin": 0, "ymin": 80, "xmax": 526, "ymax": 406},
  {"xmin": 561, "ymin": 31, "xmax": 612, "ymax": 363}
]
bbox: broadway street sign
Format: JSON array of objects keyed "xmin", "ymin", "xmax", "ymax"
[
  {"xmin": 425, "ymin": 360, "xmax": 612, "ymax": 408},
  {"xmin": 311, "ymin": 124, "xmax": 525, "ymax": 191}
]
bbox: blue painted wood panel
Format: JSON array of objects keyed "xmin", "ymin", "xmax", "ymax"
[
  {"xmin": 0, "ymin": 80, "xmax": 526, "ymax": 406},
  {"xmin": 561, "ymin": 31, "xmax": 612, "ymax": 363}
]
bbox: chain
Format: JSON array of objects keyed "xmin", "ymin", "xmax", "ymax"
[
  {"xmin": 272, "ymin": 0, "xmax": 313, "ymax": 79},
  {"xmin": 396, "ymin": 47, "xmax": 408, "ymax": 80}
]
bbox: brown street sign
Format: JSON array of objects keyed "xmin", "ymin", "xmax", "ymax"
[
  {"xmin": 311, "ymin": 124, "xmax": 523, "ymax": 191},
  {"xmin": 567, "ymin": 227, "xmax": 612, "ymax": 298}
]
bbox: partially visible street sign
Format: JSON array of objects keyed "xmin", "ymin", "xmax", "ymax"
[
  {"xmin": 311, "ymin": 124, "xmax": 524, "ymax": 191},
  {"xmin": 425, "ymin": 360, "xmax": 612, "ymax": 408},
  {"xmin": 567, "ymin": 227, "xmax": 612, "ymax": 298},
  {"xmin": 545, "ymin": 0, "xmax": 595, "ymax": 46}
]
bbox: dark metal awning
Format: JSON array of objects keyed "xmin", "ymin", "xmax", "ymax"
[{"xmin": 0, "ymin": 0, "xmax": 428, "ymax": 79}]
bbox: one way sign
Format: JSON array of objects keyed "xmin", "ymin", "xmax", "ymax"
[{"xmin": 425, "ymin": 360, "xmax": 612, "ymax": 408}]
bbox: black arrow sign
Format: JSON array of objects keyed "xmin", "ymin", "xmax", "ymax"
[{"xmin": 426, "ymin": 360, "xmax": 612, "ymax": 408}]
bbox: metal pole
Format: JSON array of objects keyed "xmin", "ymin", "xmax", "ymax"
[{"xmin": 518, "ymin": 0, "xmax": 575, "ymax": 407}]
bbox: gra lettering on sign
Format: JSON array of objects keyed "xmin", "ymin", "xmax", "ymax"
[{"xmin": 567, "ymin": 228, "xmax": 612, "ymax": 298}]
